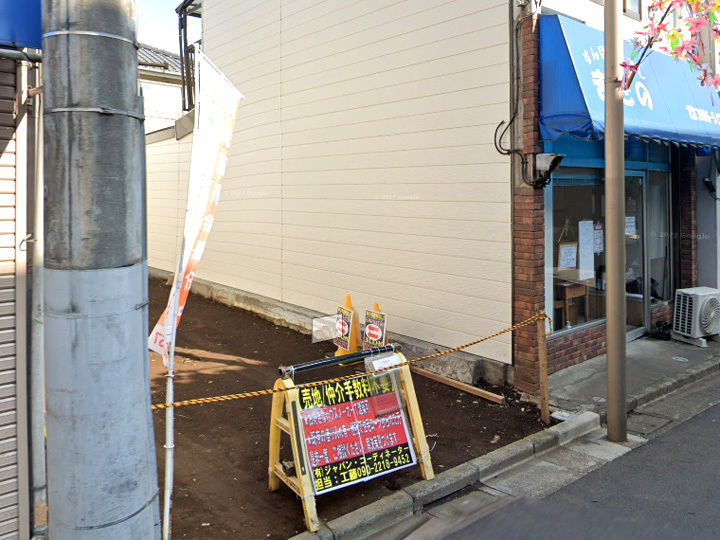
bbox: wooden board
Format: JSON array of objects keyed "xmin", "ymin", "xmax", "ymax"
[{"xmin": 410, "ymin": 366, "xmax": 505, "ymax": 405}]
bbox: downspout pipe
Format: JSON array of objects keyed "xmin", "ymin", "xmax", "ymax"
[{"xmin": 30, "ymin": 63, "xmax": 47, "ymax": 540}]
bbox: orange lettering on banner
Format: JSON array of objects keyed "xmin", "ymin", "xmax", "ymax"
[{"xmin": 148, "ymin": 67, "xmax": 243, "ymax": 359}]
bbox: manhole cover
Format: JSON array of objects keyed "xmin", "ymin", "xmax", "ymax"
[{"xmin": 671, "ymin": 356, "xmax": 689, "ymax": 363}]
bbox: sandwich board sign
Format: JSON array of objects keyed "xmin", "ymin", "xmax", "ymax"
[
  {"xmin": 299, "ymin": 371, "xmax": 416, "ymax": 494},
  {"xmin": 363, "ymin": 310, "xmax": 387, "ymax": 350},
  {"xmin": 268, "ymin": 353, "xmax": 434, "ymax": 532}
]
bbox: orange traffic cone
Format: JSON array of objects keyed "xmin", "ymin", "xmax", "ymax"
[{"xmin": 335, "ymin": 294, "xmax": 360, "ymax": 356}]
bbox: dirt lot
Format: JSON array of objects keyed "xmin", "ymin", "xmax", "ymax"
[{"xmin": 148, "ymin": 277, "xmax": 544, "ymax": 539}]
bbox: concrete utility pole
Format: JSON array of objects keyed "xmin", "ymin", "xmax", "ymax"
[
  {"xmin": 604, "ymin": 0, "xmax": 628, "ymax": 442},
  {"xmin": 42, "ymin": 0, "xmax": 160, "ymax": 538}
]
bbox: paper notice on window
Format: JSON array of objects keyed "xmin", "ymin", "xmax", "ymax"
[
  {"xmin": 594, "ymin": 223, "xmax": 604, "ymax": 254},
  {"xmin": 578, "ymin": 220, "xmax": 594, "ymax": 280},
  {"xmin": 625, "ymin": 216, "xmax": 636, "ymax": 235},
  {"xmin": 558, "ymin": 243, "xmax": 577, "ymax": 269}
]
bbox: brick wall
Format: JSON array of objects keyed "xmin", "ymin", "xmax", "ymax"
[
  {"xmin": 521, "ymin": 15, "xmax": 541, "ymax": 155},
  {"xmin": 546, "ymin": 323, "xmax": 606, "ymax": 375},
  {"xmin": 650, "ymin": 302, "xmax": 673, "ymax": 329},
  {"xmin": 679, "ymin": 153, "xmax": 698, "ymax": 289},
  {"xmin": 546, "ymin": 302, "xmax": 673, "ymax": 376},
  {"xmin": 512, "ymin": 14, "xmax": 543, "ymax": 394}
]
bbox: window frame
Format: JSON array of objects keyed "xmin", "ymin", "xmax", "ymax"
[{"xmin": 590, "ymin": 0, "xmax": 642, "ymax": 21}]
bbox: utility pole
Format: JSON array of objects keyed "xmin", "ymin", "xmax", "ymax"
[
  {"xmin": 42, "ymin": 0, "xmax": 161, "ymax": 538},
  {"xmin": 604, "ymin": 0, "xmax": 628, "ymax": 442}
]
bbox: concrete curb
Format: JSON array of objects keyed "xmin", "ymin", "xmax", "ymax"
[
  {"xmin": 288, "ymin": 411, "xmax": 600, "ymax": 540},
  {"xmin": 589, "ymin": 362, "xmax": 720, "ymax": 423}
]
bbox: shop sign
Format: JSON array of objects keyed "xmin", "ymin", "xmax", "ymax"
[
  {"xmin": 298, "ymin": 372, "xmax": 416, "ymax": 494},
  {"xmin": 333, "ymin": 306, "xmax": 353, "ymax": 351},
  {"xmin": 363, "ymin": 310, "xmax": 387, "ymax": 350}
]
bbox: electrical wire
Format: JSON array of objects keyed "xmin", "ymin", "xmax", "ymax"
[{"xmin": 493, "ymin": 16, "xmax": 542, "ymax": 188}]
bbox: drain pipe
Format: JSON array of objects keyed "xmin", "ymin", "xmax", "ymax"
[
  {"xmin": 29, "ymin": 63, "xmax": 47, "ymax": 540},
  {"xmin": 0, "ymin": 49, "xmax": 42, "ymax": 63}
]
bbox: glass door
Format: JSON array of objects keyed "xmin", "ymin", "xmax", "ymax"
[{"xmin": 625, "ymin": 174, "xmax": 646, "ymax": 338}]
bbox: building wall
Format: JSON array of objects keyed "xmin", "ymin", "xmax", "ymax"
[
  {"xmin": 140, "ymin": 80, "xmax": 183, "ymax": 134},
  {"xmin": 188, "ymin": 0, "xmax": 514, "ymax": 362},
  {"xmin": 540, "ymin": 0, "xmax": 644, "ymax": 34},
  {"xmin": 511, "ymin": 9, "xmax": 698, "ymax": 394},
  {"xmin": 146, "ymin": 133, "xmax": 192, "ymax": 273}
]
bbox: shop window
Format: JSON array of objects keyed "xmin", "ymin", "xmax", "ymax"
[
  {"xmin": 546, "ymin": 174, "xmax": 606, "ymax": 332},
  {"xmin": 647, "ymin": 171, "xmax": 672, "ymax": 303},
  {"xmin": 590, "ymin": 0, "xmax": 642, "ymax": 20},
  {"xmin": 545, "ymin": 169, "xmax": 673, "ymax": 334}
]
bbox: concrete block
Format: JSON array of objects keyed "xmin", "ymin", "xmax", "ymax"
[
  {"xmin": 523, "ymin": 430, "xmax": 559, "ymax": 454},
  {"xmin": 469, "ymin": 439, "xmax": 533, "ymax": 481},
  {"xmin": 538, "ymin": 447, "xmax": 606, "ymax": 474},
  {"xmin": 548, "ymin": 411, "xmax": 600, "ymax": 445},
  {"xmin": 565, "ymin": 433, "xmax": 637, "ymax": 462},
  {"xmin": 483, "ymin": 460, "xmax": 584, "ymax": 499},
  {"xmin": 315, "ymin": 525, "xmax": 335, "ymax": 540},
  {"xmin": 425, "ymin": 489, "xmax": 499, "ymax": 521},
  {"xmin": 403, "ymin": 463, "xmax": 479, "ymax": 511},
  {"xmin": 327, "ymin": 491, "xmax": 413, "ymax": 540},
  {"xmin": 287, "ymin": 528, "xmax": 334, "ymax": 540},
  {"xmin": 287, "ymin": 532, "xmax": 321, "ymax": 540}
]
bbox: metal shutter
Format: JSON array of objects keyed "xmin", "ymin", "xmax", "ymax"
[{"xmin": 0, "ymin": 57, "xmax": 30, "ymax": 540}]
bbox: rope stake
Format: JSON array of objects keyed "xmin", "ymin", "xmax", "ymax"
[{"xmin": 150, "ymin": 311, "xmax": 551, "ymax": 411}]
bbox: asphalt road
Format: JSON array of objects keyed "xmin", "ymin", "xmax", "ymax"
[{"xmin": 446, "ymin": 402, "xmax": 720, "ymax": 540}]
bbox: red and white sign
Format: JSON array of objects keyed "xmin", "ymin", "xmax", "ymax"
[
  {"xmin": 149, "ymin": 50, "xmax": 244, "ymax": 363},
  {"xmin": 363, "ymin": 310, "xmax": 387, "ymax": 350},
  {"xmin": 298, "ymin": 372, "xmax": 416, "ymax": 494},
  {"xmin": 366, "ymin": 324, "xmax": 382, "ymax": 341},
  {"xmin": 336, "ymin": 318, "xmax": 349, "ymax": 336},
  {"xmin": 334, "ymin": 306, "xmax": 353, "ymax": 351}
]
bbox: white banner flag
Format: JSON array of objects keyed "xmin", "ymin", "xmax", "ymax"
[{"xmin": 149, "ymin": 49, "xmax": 244, "ymax": 361}]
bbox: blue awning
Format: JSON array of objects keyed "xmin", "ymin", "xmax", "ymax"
[{"xmin": 539, "ymin": 14, "xmax": 720, "ymax": 149}]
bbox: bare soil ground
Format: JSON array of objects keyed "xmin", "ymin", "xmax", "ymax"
[{"xmin": 148, "ymin": 277, "xmax": 544, "ymax": 539}]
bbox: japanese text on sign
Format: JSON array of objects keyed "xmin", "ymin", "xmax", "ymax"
[
  {"xmin": 299, "ymin": 372, "xmax": 416, "ymax": 494},
  {"xmin": 363, "ymin": 310, "xmax": 387, "ymax": 350}
]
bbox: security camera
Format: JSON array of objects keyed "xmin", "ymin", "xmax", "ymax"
[{"xmin": 535, "ymin": 153, "xmax": 564, "ymax": 186}]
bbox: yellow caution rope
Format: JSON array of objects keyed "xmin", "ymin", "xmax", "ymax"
[{"xmin": 150, "ymin": 311, "xmax": 551, "ymax": 411}]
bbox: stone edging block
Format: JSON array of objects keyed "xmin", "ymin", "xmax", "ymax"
[
  {"xmin": 547, "ymin": 411, "xmax": 600, "ymax": 445},
  {"xmin": 403, "ymin": 463, "xmax": 479, "ymax": 512},
  {"xmin": 326, "ymin": 491, "xmax": 413, "ymax": 540}
]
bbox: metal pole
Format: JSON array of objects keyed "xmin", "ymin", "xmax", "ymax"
[
  {"xmin": 30, "ymin": 62, "xmax": 47, "ymax": 539},
  {"xmin": 162, "ymin": 247, "xmax": 184, "ymax": 540},
  {"xmin": 42, "ymin": 0, "xmax": 161, "ymax": 538},
  {"xmin": 604, "ymin": 0, "xmax": 628, "ymax": 442},
  {"xmin": 279, "ymin": 345, "xmax": 397, "ymax": 378}
]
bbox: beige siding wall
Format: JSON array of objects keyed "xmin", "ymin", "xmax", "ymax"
[
  {"xmin": 146, "ymin": 134, "xmax": 192, "ymax": 273},
  {"xmin": 167, "ymin": 0, "xmax": 513, "ymax": 362}
]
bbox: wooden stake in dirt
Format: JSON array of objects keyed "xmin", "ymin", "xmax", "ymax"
[
  {"xmin": 410, "ymin": 367, "xmax": 505, "ymax": 405},
  {"xmin": 537, "ymin": 317, "xmax": 550, "ymax": 424}
]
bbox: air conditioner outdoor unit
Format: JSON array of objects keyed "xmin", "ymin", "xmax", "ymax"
[{"xmin": 672, "ymin": 286, "xmax": 720, "ymax": 347}]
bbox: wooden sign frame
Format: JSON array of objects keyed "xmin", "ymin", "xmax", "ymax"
[{"xmin": 268, "ymin": 353, "xmax": 434, "ymax": 532}]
